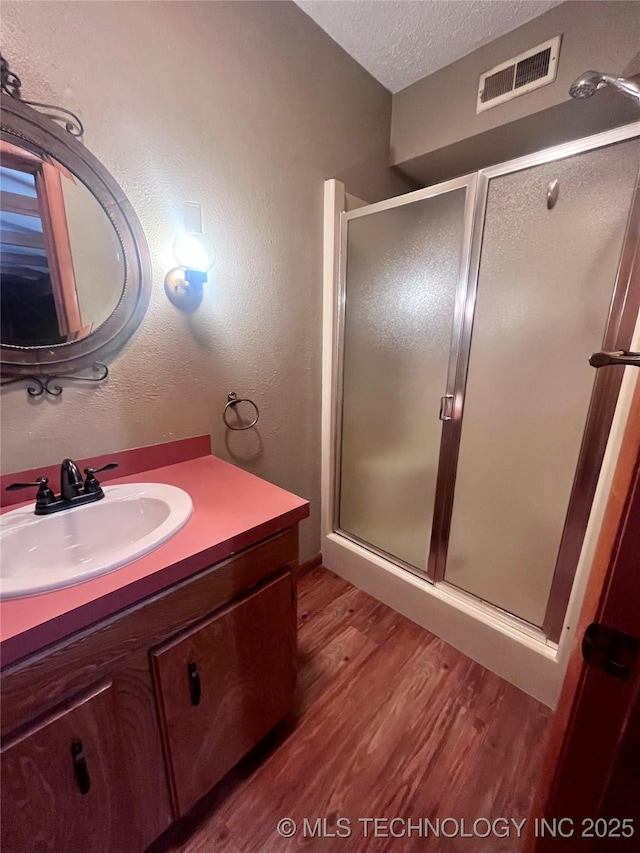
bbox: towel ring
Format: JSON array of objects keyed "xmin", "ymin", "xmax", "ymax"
[{"xmin": 223, "ymin": 392, "xmax": 260, "ymax": 430}]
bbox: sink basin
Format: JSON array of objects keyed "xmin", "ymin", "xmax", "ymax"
[{"xmin": 0, "ymin": 483, "xmax": 193, "ymax": 599}]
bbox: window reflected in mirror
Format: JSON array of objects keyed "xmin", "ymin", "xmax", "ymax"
[{"xmin": 0, "ymin": 140, "xmax": 125, "ymax": 347}]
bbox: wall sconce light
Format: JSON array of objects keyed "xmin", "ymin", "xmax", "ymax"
[{"xmin": 164, "ymin": 204, "xmax": 214, "ymax": 310}]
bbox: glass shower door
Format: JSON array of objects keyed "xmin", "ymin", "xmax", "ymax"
[
  {"xmin": 337, "ymin": 177, "xmax": 476, "ymax": 574},
  {"xmin": 444, "ymin": 139, "xmax": 640, "ymax": 629}
]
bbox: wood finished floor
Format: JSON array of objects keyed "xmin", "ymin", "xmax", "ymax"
[{"xmin": 150, "ymin": 567, "xmax": 551, "ymax": 853}]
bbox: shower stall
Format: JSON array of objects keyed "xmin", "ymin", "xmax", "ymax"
[{"xmin": 322, "ymin": 123, "xmax": 640, "ymax": 705}]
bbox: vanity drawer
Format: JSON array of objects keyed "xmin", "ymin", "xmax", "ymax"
[
  {"xmin": 1, "ymin": 682, "xmax": 130, "ymax": 853},
  {"xmin": 151, "ymin": 571, "xmax": 295, "ymax": 816}
]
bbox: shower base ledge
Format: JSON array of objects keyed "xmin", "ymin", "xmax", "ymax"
[{"xmin": 323, "ymin": 531, "xmax": 561, "ymax": 708}]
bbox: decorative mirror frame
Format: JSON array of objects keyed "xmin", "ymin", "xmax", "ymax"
[{"xmin": 0, "ymin": 61, "xmax": 151, "ymax": 382}]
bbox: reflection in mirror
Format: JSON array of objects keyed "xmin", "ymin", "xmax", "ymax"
[{"xmin": 0, "ymin": 140, "xmax": 125, "ymax": 347}]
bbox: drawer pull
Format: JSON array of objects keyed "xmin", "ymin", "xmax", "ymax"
[
  {"xmin": 188, "ymin": 661, "xmax": 201, "ymax": 706},
  {"xmin": 70, "ymin": 739, "xmax": 91, "ymax": 795}
]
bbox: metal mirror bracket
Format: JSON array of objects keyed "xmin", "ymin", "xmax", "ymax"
[
  {"xmin": 0, "ymin": 54, "xmax": 152, "ymax": 384},
  {"xmin": 0, "ymin": 56, "xmax": 84, "ymax": 138},
  {"xmin": 0, "ymin": 362, "xmax": 109, "ymax": 398}
]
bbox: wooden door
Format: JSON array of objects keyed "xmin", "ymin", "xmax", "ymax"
[
  {"xmin": 151, "ymin": 572, "xmax": 295, "ymax": 816},
  {"xmin": 532, "ymin": 377, "xmax": 640, "ymax": 850},
  {"xmin": 1, "ymin": 682, "xmax": 131, "ymax": 853}
]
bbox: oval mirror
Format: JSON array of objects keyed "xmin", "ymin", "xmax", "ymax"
[{"xmin": 0, "ymin": 59, "xmax": 151, "ymax": 380}]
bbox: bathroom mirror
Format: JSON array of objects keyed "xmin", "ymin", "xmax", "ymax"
[{"xmin": 0, "ymin": 59, "xmax": 151, "ymax": 378}]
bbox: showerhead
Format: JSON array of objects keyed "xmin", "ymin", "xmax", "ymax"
[
  {"xmin": 569, "ymin": 70, "xmax": 640, "ymax": 103},
  {"xmin": 569, "ymin": 71, "xmax": 604, "ymax": 99}
]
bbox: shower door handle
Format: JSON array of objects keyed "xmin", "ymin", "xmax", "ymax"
[{"xmin": 439, "ymin": 394, "xmax": 454, "ymax": 421}]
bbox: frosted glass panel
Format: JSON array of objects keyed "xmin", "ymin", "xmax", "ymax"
[
  {"xmin": 445, "ymin": 140, "xmax": 640, "ymax": 626},
  {"xmin": 339, "ymin": 188, "xmax": 467, "ymax": 570}
]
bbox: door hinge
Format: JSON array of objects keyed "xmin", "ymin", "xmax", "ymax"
[{"xmin": 582, "ymin": 623, "xmax": 638, "ymax": 680}]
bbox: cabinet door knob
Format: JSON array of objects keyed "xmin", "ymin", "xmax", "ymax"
[
  {"xmin": 188, "ymin": 661, "xmax": 201, "ymax": 706},
  {"xmin": 70, "ymin": 739, "xmax": 91, "ymax": 795}
]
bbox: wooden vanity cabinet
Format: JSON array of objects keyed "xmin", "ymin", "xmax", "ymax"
[
  {"xmin": 152, "ymin": 572, "xmax": 295, "ymax": 816},
  {"xmin": 0, "ymin": 527, "xmax": 299, "ymax": 853},
  {"xmin": 1, "ymin": 683, "xmax": 130, "ymax": 853}
]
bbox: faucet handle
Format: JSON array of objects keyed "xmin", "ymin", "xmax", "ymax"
[
  {"xmin": 83, "ymin": 462, "xmax": 119, "ymax": 476},
  {"xmin": 83, "ymin": 462, "xmax": 118, "ymax": 493},
  {"xmin": 6, "ymin": 476, "xmax": 50, "ymax": 491},
  {"xmin": 6, "ymin": 477, "xmax": 56, "ymax": 507}
]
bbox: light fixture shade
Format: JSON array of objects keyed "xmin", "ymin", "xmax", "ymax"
[{"xmin": 173, "ymin": 233, "xmax": 215, "ymax": 272}]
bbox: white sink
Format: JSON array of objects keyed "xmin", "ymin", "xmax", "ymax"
[{"xmin": 0, "ymin": 483, "xmax": 193, "ymax": 599}]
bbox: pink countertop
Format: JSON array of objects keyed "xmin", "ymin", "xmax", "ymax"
[{"xmin": 1, "ymin": 455, "xmax": 309, "ymax": 668}]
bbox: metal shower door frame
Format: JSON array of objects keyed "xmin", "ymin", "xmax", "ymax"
[
  {"xmin": 332, "ymin": 172, "xmax": 481, "ymax": 581},
  {"xmin": 433, "ymin": 121, "xmax": 640, "ymax": 645},
  {"xmin": 427, "ymin": 172, "xmax": 488, "ymax": 583},
  {"xmin": 538, "ymin": 128, "xmax": 640, "ymax": 642},
  {"xmin": 331, "ymin": 120, "xmax": 640, "ymax": 643}
]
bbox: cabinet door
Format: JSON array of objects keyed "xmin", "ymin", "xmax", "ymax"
[
  {"xmin": 151, "ymin": 572, "xmax": 295, "ymax": 815},
  {"xmin": 1, "ymin": 682, "xmax": 130, "ymax": 853}
]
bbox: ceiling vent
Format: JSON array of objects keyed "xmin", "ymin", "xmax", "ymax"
[{"xmin": 477, "ymin": 36, "xmax": 561, "ymax": 113}]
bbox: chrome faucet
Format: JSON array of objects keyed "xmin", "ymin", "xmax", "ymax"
[{"xmin": 6, "ymin": 459, "xmax": 119, "ymax": 515}]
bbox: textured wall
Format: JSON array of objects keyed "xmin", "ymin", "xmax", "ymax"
[
  {"xmin": 391, "ymin": 1, "xmax": 640, "ymax": 170},
  {"xmin": 0, "ymin": 0, "xmax": 410, "ymax": 560}
]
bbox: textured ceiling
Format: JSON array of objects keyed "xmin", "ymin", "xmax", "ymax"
[{"xmin": 295, "ymin": 0, "xmax": 563, "ymax": 93}]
